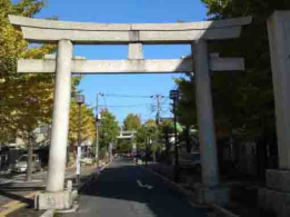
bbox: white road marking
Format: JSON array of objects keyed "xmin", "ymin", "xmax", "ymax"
[{"xmin": 137, "ymin": 179, "xmax": 154, "ymax": 190}]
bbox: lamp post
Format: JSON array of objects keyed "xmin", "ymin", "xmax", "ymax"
[
  {"xmin": 75, "ymin": 94, "xmax": 85, "ymax": 186},
  {"xmin": 95, "ymin": 92, "xmax": 103, "ymax": 167},
  {"xmin": 170, "ymin": 90, "xmax": 180, "ymax": 182},
  {"xmin": 95, "ymin": 113, "xmax": 101, "ymax": 167}
]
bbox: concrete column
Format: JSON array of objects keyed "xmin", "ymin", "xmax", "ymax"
[
  {"xmin": 46, "ymin": 40, "xmax": 73, "ymax": 192},
  {"xmin": 268, "ymin": 11, "xmax": 290, "ymax": 169},
  {"xmin": 192, "ymin": 40, "xmax": 219, "ymax": 187}
]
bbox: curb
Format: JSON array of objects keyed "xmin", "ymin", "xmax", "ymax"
[
  {"xmin": 78, "ymin": 162, "xmax": 110, "ymax": 190},
  {"xmin": 39, "ymin": 209, "xmax": 54, "ymax": 217},
  {"xmin": 211, "ymin": 204, "xmax": 239, "ymax": 217},
  {"xmin": 142, "ymin": 166, "xmax": 239, "ymax": 217},
  {"xmin": 141, "ymin": 166, "xmax": 206, "ymax": 208},
  {"xmin": 0, "ymin": 192, "xmax": 36, "ymax": 217}
]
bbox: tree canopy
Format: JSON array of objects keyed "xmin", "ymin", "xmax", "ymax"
[
  {"xmin": 123, "ymin": 113, "xmax": 141, "ymax": 131},
  {"xmin": 0, "ymin": 0, "xmax": 82, "ymax": 147},
  {"xmin": 99, "ymin": 109, "xmax": 120, "ymax": 152},
  {"xmin": 136, "ymin": 119, "xmax": 160, "ymax": 152},
  {"xmin": 69, "ymin": 100, "xmax": 96, "ymax": 148},
  {"xmin": 0, "ymin": 0, "xmax": 56, "ymax": 145},
  {"xmin": 176, "ymin": 0, "xmax": 290, "ymax": 143}
]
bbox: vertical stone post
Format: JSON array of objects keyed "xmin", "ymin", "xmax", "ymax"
[
  {"xmin": 258, "ymin": 11, "xmax": 290, "ymax": 217},
  {"xmin": 192, "ymin": 40, "xmax": 219, "ymax": 187},
  {"xmin": 46, "ymin": 40, "xmax": 73, "ymax": 192},
  {"xmin": 268, "ymin": 11, "xmax": 290, "ymax": 170}
]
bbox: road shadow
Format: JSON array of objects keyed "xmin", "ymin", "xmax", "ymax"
[{"xmin": 79, "ymin": 160, "xmax": 208, "ymax": 217}]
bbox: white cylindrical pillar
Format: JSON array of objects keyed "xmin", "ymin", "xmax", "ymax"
[
  {"xmin": 46, "ymin": 40, "xmax": 73, "ymax": 192},
  {"xmin": 193, "ymin": 40, "xmax": 219, "ymax": 187}
]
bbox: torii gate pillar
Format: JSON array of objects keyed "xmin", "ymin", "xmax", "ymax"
[
  {"xmin": 194, "ymin": 40, "xmax": 219, "ymax": 187},
  {"xmin": 259, "ymin": 11, "xmax": 290, "ymax": 217},
  {"xmin": 36, "ymin": 40, "xmax": 76, "ymax": 210},
  {"xmin": 47, "ymin": 39, "xmax": 73, "ymax": 192},
  {"xmin": 193, "ymin": 40, "xmax": 229, "ymax": 205}
]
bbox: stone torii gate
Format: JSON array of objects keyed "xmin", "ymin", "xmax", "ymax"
[
  {"xmin": 259, "ymin": 11, "xmax": 290, "ymax": 217},
  {"xmin": 9, "ymin": 15, "xmax": 251, "ymax": 210}
]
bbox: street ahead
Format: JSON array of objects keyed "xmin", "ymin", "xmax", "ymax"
[{"xmin": 64, "ymin": 159, "xmax": 208, "ymax": 217}]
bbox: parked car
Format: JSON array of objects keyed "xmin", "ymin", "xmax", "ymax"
[{"xmin": 12, "ymin": 154, "xmax": 41, "ymax": 173}]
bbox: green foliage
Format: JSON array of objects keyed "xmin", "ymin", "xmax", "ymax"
[
  {"xmin": 0, "ymin": 0, "xmax": 81, "ymax": 146},
  {"xmin": 123, "ymin": 113, "xmax": 141, "ymax": 130},
  {"xmin": 176, "ymin": 0, "xmax": 290, "ymax": 142},
  {"xmin": 99, "ymin": 109, "xmax": 120, "ymax": 150},
  {"xmin": 0, "ymin": 0, "xmax": 56, "ymax": 144},
  {"xmin": 116, "ymin": 139, "xmax": 131, "ymax": 153},
  {"xmin": 116, "ymin": 113, "xmax": 141, "ymax": 153},
  {"xmin": 136, "ymin": 119, "xmax": 160, "ymax": 151},
  {"xmin": 175, "ymin": 77, "xmax": 196, "ymax": 128},
  {"xmin": 69, "ymin": 101, "xmax": 96, "ymax": 147}
]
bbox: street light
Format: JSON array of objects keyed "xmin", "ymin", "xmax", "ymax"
[
  {"xmin": 95, "ymin": 113, "xmax": 101, "ymax": 167},
  {"xmin": 75, "ymin": 94, "xmax": 85, "ymax": 105},
  {"xmin": 95, "ymin": 92, "xmax": 103, "ymax": 167},
  {"xmin": 75, "ymin": 94, "xmax": 85, "ymax": 186},
  {"xmin": 170, "ymin": 89, "xmax": 180, "ymax": 182}
]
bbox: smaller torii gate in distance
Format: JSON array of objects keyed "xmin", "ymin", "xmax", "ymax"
[
  {"xmin": 9, "ymin": 15, "xmax": 251, "ymax": 210},
  {"xmin": 117, "ymin": 130, "xmax": 137, "ymax": 157}
]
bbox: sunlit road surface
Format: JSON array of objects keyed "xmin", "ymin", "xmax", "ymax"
[{"xmin": 64, "ymin": 158, "xmax": 209, "ymax": 217}]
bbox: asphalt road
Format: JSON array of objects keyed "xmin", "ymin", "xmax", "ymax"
[{"xmin": 65, "ymin": 158, "xmax": 208, "ymax": 217}]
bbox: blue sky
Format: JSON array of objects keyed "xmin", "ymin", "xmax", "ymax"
[{"xmin": 34, "ymin": 0, "xmax": 207, "ymax": 124}]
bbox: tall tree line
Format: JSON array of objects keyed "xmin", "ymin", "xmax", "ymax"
[
  {"xmin": 176, "ymin": 0, "xmax": 290, "ymax": 177},
  {"xmin": 0, "ymin": 0, "xmax": 97, "ymax": 180}
]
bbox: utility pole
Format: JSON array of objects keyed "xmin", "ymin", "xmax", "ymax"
[
  {"xmin": 170, "ymin": 90, "xmax": 180, "ymax": 182},
  {"xmin": 95, "ymin": 92, "xmax": 103, "ymax": 167},
  {"xmin": 151, "ymin": 94, "xmax": 164, "ymax": 125}
]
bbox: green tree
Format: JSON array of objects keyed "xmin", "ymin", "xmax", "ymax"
[
  {"xmin": 201, "ymin": 0, "xmax": 290, "ymax": 141},
  {"xmin": 0, "ymin": 0, "xmax": 80, "ymax": 180},
  {"xmin": 176, "ymin": 0, "xmax": 290, "ymax": 177},
  {"xmin": 116, "ymin": 139, "xmax": 132, "ymax": 153},
  {"xmin": 68, "ymin": 100, "xmax": 96, "ymax": 155},
  {"xmin": 99, "ymin": 109, "xmax": 120, "ymax": 158},
  {"xmin": 177, "ymin": 0, "xmax": 290, "ymax": 140},
  {"xmin": 0, "ymin": 0, "xmax": 57, "ymax": 181},
  {"xmin": 119, "ymin": 113, "xmax": 141, "ymax": 153},
  {"xmin": 135, "ymin": 119, "xmax": 162, "ymax": 161},
  {"xmin": 123, "ymin": 113, "xmax": 141, "ymax": 131}
]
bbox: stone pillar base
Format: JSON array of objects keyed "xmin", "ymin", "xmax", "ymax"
[
  {"xmin": 192, "ymin": 184, "xmax": 229, "ymax": 206},
  {"xmin": 34, "ymin": 190, "xmax": 78, "ymax": 210},
  {"xmin": 259, "ymin": 169, "xmax": 290, "ymax": 217}
]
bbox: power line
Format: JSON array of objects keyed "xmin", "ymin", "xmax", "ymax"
[
  {"xmin": 97, "ymin": 103, "xmax": 151, "ymax": 108},
  {"xmin": 102, "ymin": 94, "xmax": 108, "ymax": 109},
  {"xmin": 103, "ymin": 93, "xmax": 152, "ymax": 99}
]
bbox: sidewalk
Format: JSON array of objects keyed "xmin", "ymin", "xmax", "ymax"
[
  {"xmin": 145, "ymin": 162, "xmax": 274, "ymax": 217},
  {"xmin": 0, "ymin": 164, "xmax": 100, "ymax": 217}
]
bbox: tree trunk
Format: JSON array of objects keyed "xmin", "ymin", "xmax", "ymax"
[
  {"xmin": 26, "ymin": 133, "xmax": 33, "ymax": 182},
  {"xmin": 185, "ymin": 126, "xmax": 192, "ymax": 153},
  {"xmin": 152, "ymin": 150, "xmax": 156, "ymax": 162},
  {"xmin": 164, "ymin": 132, "xmax": 170, "ymax": 164}
]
